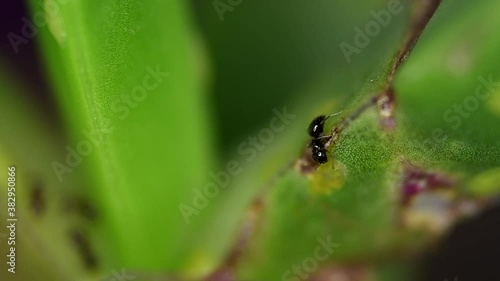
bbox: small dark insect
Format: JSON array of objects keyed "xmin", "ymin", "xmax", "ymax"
[
  {"xmin": 31, "ymin": 181, "xmax": 44, "ymax": 216},
  {"xmin": 307, "ymin": 112, "xmax": 341, "ymax": 164},
  {"xmin": 70, "ymin": 229, "xmax": 98, "ymax": 269}
]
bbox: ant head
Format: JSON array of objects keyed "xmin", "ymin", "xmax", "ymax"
[
  {"xmin": 307, "ymin": 111, "xmax": 343, "ymax": 138},
  {"xmin": 307, "ymin": 115, "xmax": 326, "ymax": 138}
]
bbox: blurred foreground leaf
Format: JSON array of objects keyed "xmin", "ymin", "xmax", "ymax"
[{"xmin": 30, "ymin": 0, "xmax": 214, "ymax": 271}]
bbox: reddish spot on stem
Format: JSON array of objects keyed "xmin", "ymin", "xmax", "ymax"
[
  {"xmin": 401, "ymin": 164, "xmax": 455, "ymax": 205},
  {"xmin": 204, "ymin": 267, "xmax": 234, "ymax": 281},
  {"xmin": 308, "ymin": 265, "xmax": 374, "ymax": 281}
]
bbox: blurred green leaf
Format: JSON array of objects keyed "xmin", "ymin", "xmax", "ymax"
[{"xmin": 30, "ymin": 0, "xmax": 214, "ymax": 271}]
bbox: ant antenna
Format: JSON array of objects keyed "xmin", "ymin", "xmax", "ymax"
[
  {"xmin": 308, "ymin": 110, "xmax": 344, "ymax": 138},
  {"xmin": 324, "ymin": 110, "xmax": 344, "ymax": 122},
  {"xmin": 315, "ymin": 135, "xmax": 333, "ymax": 141}
]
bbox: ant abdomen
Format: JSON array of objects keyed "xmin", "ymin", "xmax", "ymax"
[{"xmin": 311, "ymin": 139, "xmax": 328, "ymax": 164}]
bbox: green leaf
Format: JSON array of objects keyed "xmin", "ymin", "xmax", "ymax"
[
  {"xmin": 30, "ymin": 0, "xmax": 214, "ymax": 271},
  {"xmin": 179, "ymin": 0, "xmax": 500, "ymax": 280}
]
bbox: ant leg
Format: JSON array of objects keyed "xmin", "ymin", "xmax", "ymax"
[
  {"xmin": 307, "ymin": 135, "xmax": 332, "ymax": 147},
  {"xmin": 315, "ymin": 135, "xmax": 333, "ymax": 142}
]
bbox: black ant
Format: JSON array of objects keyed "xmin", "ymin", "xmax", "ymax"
[
  {"xmin": 307, "ymin": 112, "xmax": 341, "ymax": 164},
  {"xmin": 305, "ymin": 92, "xmax": 392, "ymax": 166},
  {"xmin": 304, "ymin": 90, "xmax": 385, "ymax": 165}
]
